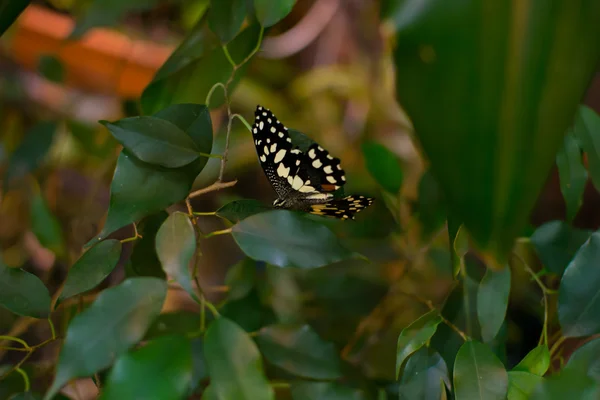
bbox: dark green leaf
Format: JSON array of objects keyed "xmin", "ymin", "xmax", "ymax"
[
  {"xmin": 362, "ymin": 140, "xmax": 403, "ymax": 194},
  {"xmin": 559, "ymin": 232, "xmax": 600, "ymax": 337},
  {"xmin": 231, "ymin": 210, "xmax": 356, "ymax": 268},
  {"xmin": 398, "ymin": 347, "xmax": 450, "ymax": 400},
  {"xmin": 512, "ymin": 345, "xmax": 550, "ymax": 376},
  {"xmin": 573, "ymin": 105, "xmax": 600, "ymax": 192},
  {"xmin": 8, "ymin": 393, "xmax": 42, "ymax": 400},
  {"xmin": 453, "ymin": 340, "xmax": 508, "ymax": 400},
  {"xmin": 396, "ymin": 310, "xmax": 443, "ymax": 378},
  {"xmin": 128, "ymin": 211, "xmax": 168, "ymax": 279},
  {"xmin": 216, "ymin": 199, "xmax": 273, "ymax": 223},
  {"xmin": 415, "ymin": 169, "xmax": 446, "ymax": 238},
  {"xmin": 556, "ymin": 131, "xmax": 587, "ymax": 221},
  {"xmin": 253, "ymin": 0, "xmax": 295, "ymax": 27},
  {"xmin": 38, "ymin": 55, "xmax": 64, "ymax": 83},
  {"xmin": 255, "ymin": 324, "xmax": 342, "ymax": 379},
  {"xmin": 44, "ymin": 278, "xmax": 166, "ymax": 400},
  {"xmin": 58, "ymin": 239, "xmax": 122, "ymax": 304},
  {"xmin": 69, "ymin": 0, "xmax": 161, "ymax": 39},
  {"xmin": 208, "ymin": 0, "xmax": 247, "ymax": 43},
  {"xmin": 291, "ymin": 382, "xmax": 368, "ymax": 400},
  {"xmin": 530, "ymin": 220, "xmax": 591, "ymax": 276},
  {"xmin": 204, "ymin": 317, "xmax": 274, "ymax": 400},
  {"xmin": 156, "ymin": 211, "xmax": 198, "ymax": 301},
  {"xmin": 507, "ymin": 371, "xmax": 543, "ymax": 400},
  {"xmin": 94, "ymin": 104, "xmax": 212, "ymax": 241},
  {"xmin": 101, "ymin": 116, "xmax": 200, "ymax": 168},
  {"xmin": 565, "ymin": 337, "xmax": 600, "ymax": 381},
  {"xmin": 477, "ymin": 265, "xmax": 511, "ymax": 343},
  {"xmin": 30, "ymin": 191, "xmax": 65, "ymax": 256},
  {"xmin": 68, "ymin": 120, "xmax": 117, "ymax": 158},
  {"xmin": 100, "ymin": 335, "xmax": 192, "ymax": 400},
  {"xmin": 0, "ymin": 259, "xmax": 50, "ymax": 318},
  {"xmin": 220, "ymin": 287, "xmax": 277, "ymax": 332},
  {"xmin": 0, "ymin": 0, "xmax": 30, "ymax": 37},
  {"xmin": 142, "ymin": 24, "xmax": 261, "ymax": 114},
  {"xmin": 224, "ymin": 257, "xmax": 256, "ymax": 301},
  {"xmin": 530, "ymin": 368, "xmax": 600, "ymax": 400},
  {"xmin": 4, "ymin": 121, "xmax": 56, "ymax": 191},
  {"xmin": 393, "ymin": 0, "xmax": 600, "ymax": 266},
  {"xmin": 145, "ymin": 311, "xmax": 202, "ymax": 340}
]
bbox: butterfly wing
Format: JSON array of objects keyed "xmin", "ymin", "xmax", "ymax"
[
  {"xmin": 301, "ymin": 142, "xmax": 346, "ymax": 192},
  {"xmin": 309, "ymin": 195, "xmax": 374, "ymax": 220}
]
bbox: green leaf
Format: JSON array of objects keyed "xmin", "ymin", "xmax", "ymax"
[
  {"xmin": 30, "ymin": 191, "xmax": 65, "ymax": 256},
  {"xmin": 453, "ymin": 340, "xmax": 508, "ymax": 400},
  {"xmin": 253, "ymin": 0, "xmax": 295, "ymax": 28},
  {"xmin": 128, "ymin": 212, "xmax": 168, "ymax": 279},
  {"xmin": 415, "ymin": 169, "xmax": 446, "ymax": 238},
  {"xmin": 58, "ymin": 239, "xmax": 122, "ymax": 304},
  {"xmin": 396, "ymin": 310, "xmax": 443, "ymax": 378},
  {"xmin": 231, "ymin": 210, "xmax": 356, "ymax": 268},
  {"xmin": 94, "ymin": 104, "xmax": 212, "ymax": 241},
  {"xmin": 530, "ymin": 368, "xmax": 600, "ymax": 400},
  {"xmin": 255, "ymin": 324, "xmax": 342, "ymax": 379},
  {"xmin": 507, "ymin": 371, "xmax": 543, "ymax": 400},
  {"xmin": 556, "ymin": 131, "xmax": 587, "ymax": 221},
  {"xmin": 8, "ymin": 393, "xmax": 42, "ymax": 400},
  {"xmin": 208, "ymin": 0, "xmax": 247, "ymax": 43},
  {"xmin": 573, "ymin": 105, "xmax": 600, "ymax": 192},
  {"xmin": 477, "ymin": 265, "xmax": 511, "ymax": 343},
  {"xmin": 100, "ymin": 335, "xmax": 193, "ymax": 400},
  {"xmin": 220, "ymin": 287, "xmax": 277, "ymax": 332},
  {"xmin": 565, "ymin": 337, "xmax": 600, "ymax": 381},
  {"xmin": 393, "ymin": 0, "xmax": 600, "ymax": 266},
  {"xmin": 512, "ymin": 345, "xmax": 550, "ymax": 376},
  {"xmin": 398, "ymin": 347, "xmax": 450, "ymax": 400},
  {"xmin": 4, "ymin": 121, "xmax": 56, "ymax": 191},
  {"xmin": 37, "ymin": 55, "xmax": 64, "ymax": 84},
  {"xmin": 0, "ymin": 0, "xmax": 30, "ymax": 37},
  {"xmin": 145, "ymin": 311, "xmax": 202, "ymax": 340},
  {"xmin": 216, "ymin": 199, "xmax": 273, "ymax": 223},
  {"xmin": 530, "ymin": 220, "xmax": 591, "ymax": 276},
  {"xmin": 224, "ymin": 257, "xmax": 256, "ymax": 301},
  {"xmin": 155, "ymin": 211, "xmax": 198, "ymax": 301},
  {"xmin": 362, "ymin": 140, "xmax": 403, "ymax": 194},
  {"xmin": 558, "ymin": 232, "xmax": 600, "ymax": 337},
  {"xmin": 101, "ymin": 116, "xmax": 201, "ymax": 168},
  {"xmin": 69, "ymin": 0, "xmax": 161, "ymax": 39},
  {"xmin": 204, "ymin": 317, "xmax": 274, "ymax": 400},
  {"xmin": 290, "ymin": 382, "xmax": 368, "ymax": 400},
  {"xmin": 0, "ymin": 259, "xmax": 50, "ymax": 318},
  {"xmin": 142, "ymin": 24, "xmax": 261, "ymax": 114},
  {"xmin": 44, "ymin": 278, "xmax": 166, "ymax": 400}
]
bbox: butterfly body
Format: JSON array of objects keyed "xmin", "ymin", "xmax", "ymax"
[{"xmin": 251, "ymin": 105, "xmax": 374, "ymax": 220}]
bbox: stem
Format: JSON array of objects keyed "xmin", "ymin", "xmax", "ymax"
[
  {"xmin": 205, "ymin": 82, "xmax": 226, "ymax": 107},
  {"xmin": 15, "ymin": 367, "xmax": 29, "ymax": 392},
  {"xmin": 188, "ymin": 180, "xmax": 238, "ymax": 198},
  {"xmin": 203, "ymin": 228, "xmax": 233, "ymax": 238},
  {"xmin": 0, "ymin": 336, "xmax": 30, "ymax": 350},
  {"xmin": 198, "ymin": 152, "xmax": 224, "ymax": 159},
  {"xmin": 223, "ymin": 45, "xmax": 237, "ymax": 69},
  {"xmin": 48, "ymin": 317, "xmax": 56, "ymax": 340},
  {"xmin": 232, "ymin": 113, "xmax": 253, "ymax": 133},
  {"xmin": 550, "ymin": 336, "xmax": 567, "ymax": 358},
  {"xmin": 193, "ymin": 211, "xmax": 217, "ymax": 216},
  {"xmin": 120, "ymin": 222, "xmax": 142, "ymax": 243}
]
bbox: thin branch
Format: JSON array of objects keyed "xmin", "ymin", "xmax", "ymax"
[
  {"xmin": 188, "ymin": 179, "xmax": 238, "ymax": 198},
  {"xmin": 15, "ymin": 367, "xmax": 30, "ymax": 391}
]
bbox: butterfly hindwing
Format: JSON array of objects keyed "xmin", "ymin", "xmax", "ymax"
[
  {"xmin": 309, "ymin": 195, "xmax": 374, "ymax": 220},
  {"xmin": 302, "ymin": 143, "xmax": 346, "ymax": 192}
]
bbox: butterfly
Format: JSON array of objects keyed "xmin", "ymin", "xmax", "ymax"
[{"xmin": 250, "ymin": 105, "xmax": 374, "ymax": 220}]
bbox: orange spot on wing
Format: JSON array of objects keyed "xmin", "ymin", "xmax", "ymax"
[{"xmin": 321, "ymin": 184, "xmax": 336, "ymax": 192}]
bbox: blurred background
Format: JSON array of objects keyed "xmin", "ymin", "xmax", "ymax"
[{"xmin": 2, "ymin": 0, "xmax": 600, "ymax": 398}]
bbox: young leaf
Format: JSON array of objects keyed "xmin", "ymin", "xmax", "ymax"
[
  {"xmin": 208, "ymin": 0, "xmax": 247, "ymax": 43},
  {"xmin": 394, "ymin": 0, "xmax": 600, "ymax": 267},
  {"xmin": 362, "ymin": 140, "xmax": 404, "ymax": 194},
  {"xmin": 204, "ymin": 317, "xmax": 274, "ymax": 400},
  {"xmin": 290, "ymin": 382, "xmax": 368, "ymax": 400},
  {"xmin": 453, "ymin": 340, "xmax": 508, "ymax": 400},
  {"xmin": 398, "ymin": 347, "xmax": 450, "ymax": 400},
  {"xmin": 507, "ymin": 371, "xmax": 543, "ymax": 400},
  {"xmin": 573, "ymin": 105, "xmax": 600, "ymax": 192},
  {"xmin": 0, "ymin": 259, "xmax": 51, "ymax": 318},
  {"xmin": 512, "ymin": 345, "xmax": 550, "ymax": 376},
  {"xmin": 477, "ymin": 265, "xmax": 511, "ymax": 343},
  {"xmin": 100, "ymin": 335, "xmax": 193, "ymax": 400},
  {"xmin": 58, "ymin": 239, "xmax": 122, "ymax": 304},
  {"xmin": 253, "ymin": 0, "xmax": 295, "ymax": 27},
  {"xmin": 565, "ymin": 336, "xmax": 600, "ymax": 381},
  {"xmin": 530, "ymin": 368, "xmax": 600, "ymax": 400},
  {"xmin": 231, "ymin": 210, "xmax": 356, "ymax": 268},
  {"xmin": 128, "ymin": 211, "xmax": 168, "ymax": 279},
  {"xmin": 44, "ymin": 278, "xmax": 166, "ymax": 400},
  {"xmin": 255, "ymin": 324, "xmax": 342, "ymax": 379},
  {"xmin": 556, "ymin": 131, "xmax": 587, "ymax": 221},
  {"xmin": 558, "ymin": 232, "xmax": 600, "ymax": 337},
  {"xmin": 396, "ymin": 310, "xmax": 443, "ymax": 378},
  {"xmin": 30, "ymin": 191, "xmax": 65, "ymax": 256},
  {"xmin": 155, "ymin": 211, "xmax": 197, "ymax": 301},
  {"xmin": 216, "ymin": 199, "xmax": 273, "ymax": 223},
  {"xmin": 530, "ymin": 220, "xmax": 591, "ymax": 276},
  {"xmin": 100, "ymin": 116, "xmax": 200, "ymax": 168}
]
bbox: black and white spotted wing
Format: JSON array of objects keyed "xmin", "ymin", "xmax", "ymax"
[{"xmin": 251, "ymin": 105, "xmax": 374, "ymax": 220}]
